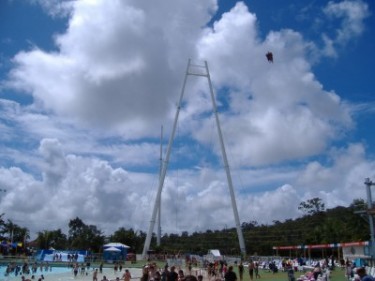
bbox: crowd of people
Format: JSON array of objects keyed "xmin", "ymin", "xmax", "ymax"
[
  {"xmin": 138, "ymin": 260, "xmax": 241, "ymax": 281},
  {"xmin": 344, "ymin": 258, "xmax": 375, "ymax": 281},
  {"xmin": 6, "ymin": 255, "xmax": 375, "ymax": 281},
  {"xmin": 4, "ymin": 261, "xmax": 52, "ymax": 277},
  {"xmin": 52, "ymin": 252, "xmax": 81, "ymax": 262},
  {"xmin": 141, "ymin": 262, "xmax": 199, "ymax": 281}
]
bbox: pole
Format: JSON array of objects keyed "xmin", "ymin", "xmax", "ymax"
[
  {"xmin": 365, "ymin": 178, "xmax": 375, "ymax": 257},
  {"xmin": 157, "ymin": 125, "xmax": 163, "ymax": 246},
  {"xmin": 142, "ymin": 60, "xmax": 191, "ymax": 258},
  {"xmin": 204, "ymin": 61, "xmax": 246, "ymax": 256}
]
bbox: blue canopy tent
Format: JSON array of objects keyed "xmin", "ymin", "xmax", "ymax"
[{"xmin": 103, "ymin": 242, "xmax": 129, "ymax": 262}]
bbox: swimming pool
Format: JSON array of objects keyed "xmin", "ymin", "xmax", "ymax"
[
  {"xmin": 0, "ymin": 266, "xmax": 72, "ymax": 281},
  {"xmin": 0, "ymin": 266, "xmax": 142, "ymax": 281}
]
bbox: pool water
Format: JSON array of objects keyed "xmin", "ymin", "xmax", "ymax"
[
  {"xmin": 0, "ymin": 266, "xmax": 142, "ymax": 281},
  {"xmin": 0, "ymin": 266, "xmax": 72, "ymax": 281}
]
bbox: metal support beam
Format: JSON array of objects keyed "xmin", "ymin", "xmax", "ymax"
[
  {"xmin": 157, "ymin": 125, "xmax": 163, "ymax": 246},
  {"xmin": 141, "ymin": 60, "xmax": 190, "ymax": 258},
  {"xmin": 365, "ymin": 178, "xmax": 375, "ymax": 257},
  {"xmin": 204, "ymin": 61, "xmax": 246, "ymax": 256},
  {"xmin": 142, "ymin": 60, "xmax": 247, "ymax": 258}
]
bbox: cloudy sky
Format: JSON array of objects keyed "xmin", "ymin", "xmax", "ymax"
[{"xmin": 0, "ymin": 0, "xmax": 374, "ymax": 242}]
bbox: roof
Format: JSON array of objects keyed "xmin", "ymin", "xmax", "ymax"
[
  {"xmin": 208, "ymin": 249, "xmax": 221, "ymax": 257},
  {"xmin": 103, "ymin": 242, "xmax": 130, "ymax": 248},
  {"xmin": 104, "ymin": 246, "xmax": 122, "ymax": 252}
]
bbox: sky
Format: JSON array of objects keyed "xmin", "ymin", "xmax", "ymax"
[{"xmin": 0, "ymin": 0, "xmax": 374, "ymax": 243}]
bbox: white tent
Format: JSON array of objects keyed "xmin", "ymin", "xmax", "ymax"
[
  {"xmin": 103, "ymin": 242, "xmax": 129, "ymax": 262},
  {"xmin": 208, "ymin": 249, "xmax": 221, "ymax": 257},
  {"xmin": 203, "ymin": 249, "xmax": 223, "ymax": 262},
  {"xmin": 103, "ymin": 242, "xmax": 130, "ymax": 248},
  {"xmin": 104, "ymin": 246, "xmax": 121, "ymax": 252}
]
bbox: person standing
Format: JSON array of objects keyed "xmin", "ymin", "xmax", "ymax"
[
  {"xmin": 330, "ymin": 255, "xmax": 335, "ymax": 270},
  {"xmin": 345, "ymin": 258, "xmax": 352, "ymax": 279},
  {"xmin": 169, "ymin": 266, "xmax": 178, "ymax": 281},
  {"xmin": 254, "ymin": 262, "xmax": 260, "ymax": 279},
  {"xmin": 222, "ymin": 263, "xmax": 228, "ymax": 278},
  {"xmin": 249, "ymin": 261, "xmax": 254, "ymax": 281},
  {"xmin": 161, "ymin": 266, "xmax": 169, "ymax": 281},
  {"xmin": 123, "ymin": 269, "xmax": 132, "ymax": 281},
  {"xmin": 238, "ymin": 261, "xmax": 244, "ymax": 281},
  {"xmin": 73, "ymin": 263, "xmax": 79, "ymax": 277},
  {"xmin": 154, "ymin": 271, "xmax": 161, "ymax": 281},
  {"xmin": 81, "ymin": 263, "xmax": 86, "ymax": 276},
  {"xmin": 178, "ymin": 269, "xmax": 185, "ymax": 281},
  {"xmin": 224, "ymin": 266, "xmax": 237, "ymax": 281},
  {"xmin": 93, "ymin": 269, "xmax": 98, "ymax": 281},
  {"xmin": 313, "ymin": 263, "xmax": 322, "ymax": 281},
  {"xmin": 357, "ymin": 267, "xmax": 375, "ymax": 281},
  {"xmin": 141, "ymin": 266, "xmax": 149, "ymax": 281}
]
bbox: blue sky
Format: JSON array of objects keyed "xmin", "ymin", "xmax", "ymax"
[{"xmin": 0, "ymin": 0, "xmax": 374, "ymax": 240}]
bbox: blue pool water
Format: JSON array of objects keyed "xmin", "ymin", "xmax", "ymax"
[
  {"xmin": 0, "ymin": 266, "xmax": 142, "ymax": 281},
  {"xmin": 0, "ymin": 266, "xmax": 72, "ymax": 281}
]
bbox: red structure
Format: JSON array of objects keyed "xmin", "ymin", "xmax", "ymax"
[{"xmin": 273, "ymin": 241, "xmax": 369, "ymax": 260}]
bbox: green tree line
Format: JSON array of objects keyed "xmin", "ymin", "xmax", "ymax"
[{"xmin": 0, "ymin": 198, "xmax": 370, "ymax": 257}]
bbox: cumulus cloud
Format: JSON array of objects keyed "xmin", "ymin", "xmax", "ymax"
[
  {"xmin": 194, "ymin": 2, "xmax": 352, "ymax": 166},
  {"xmin": 2, "ymin": 139, "xmax": 372, "ymax": 237},
  {"xmin": 5, "ymin": 0, "xmax": 217, "ymax": 137},
  {"xmin": 39, "ymin": 138, "xmax": 68, "ymax": 186}
]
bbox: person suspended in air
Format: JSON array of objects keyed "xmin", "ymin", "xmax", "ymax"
[{"xmin": 266, "ymin": 52, "xmax": 273, "ymax": 63}]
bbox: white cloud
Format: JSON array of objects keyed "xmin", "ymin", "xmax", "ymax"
[
  {"xmin": 39, "ymin": 138, "xmax": 68, "ymax": 186},
  {"xmin": 194, "ymin": 3, "xmax": 352, "ymax": 166},
  {"xmin": 29, "ymin": 0, "xmax": 74, "ymax": 18},
  {"xmin": 6, "ymin": 0, "xmax": 217, "ymax": 136},
  {"xmin": 321, "ymin": 0, "xmax": 370, "ymax": 55},
  {"xmin": 1, "ymin": 139, "xmax": 374, "ymax": 238}
]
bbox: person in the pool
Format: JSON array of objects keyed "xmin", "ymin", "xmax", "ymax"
[
  {"xmin": 21, "ymin": 276, "xmax": 31, "ymax": 281},
  {"xmin": 93, "ymin": 268, "xmax": 99, "ymax": 281}
]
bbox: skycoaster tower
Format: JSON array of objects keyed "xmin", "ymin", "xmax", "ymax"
[{"xmin": 142, "ymin": 59, "xmax": 246, "ymax": 258}]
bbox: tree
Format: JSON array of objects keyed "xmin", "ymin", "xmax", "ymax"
[
  {"xmin": 68, "ymin": 217, "xmax": 104, "ymax": 252},
  {"xmin": 0, "ymin": 213, "xmax": 6, "ymax": 239},
  {"xmin": 350, "ymin": 198, "xmax": 367, "ymax": 211},
  {"xmin": 298, "ymin": 197, "xmax": 325, "ymax": 215},
  {"xmin": 3, "ymin": 219, "xmax": 30, "ymax": 244},
  {"xmin": 111, "ymin": 227, "xmax": 141, "ymax": 251},
  {"xmin": 52, "ymin": 229, "xmax": 68, "ymax": 249},
  {"xmin": 242, "ymin": 220, "xmax": 258, "ymax": 230},
  {"xmin": 37, "ymin": 230, "xmax": 53, "ymax": 249},
  {"xmin": 68, "ymin": 217, "xmax": 86, "ymax": 241}
]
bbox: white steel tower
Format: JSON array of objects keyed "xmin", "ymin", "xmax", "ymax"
[{"xmin": 142, "ymin": 59, "xmax": 246, "ymax": 258}]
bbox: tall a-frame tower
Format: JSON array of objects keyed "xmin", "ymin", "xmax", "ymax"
[{"xmin": 142, "ymin": 59, "xmax": 246, "ymax": 257}]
